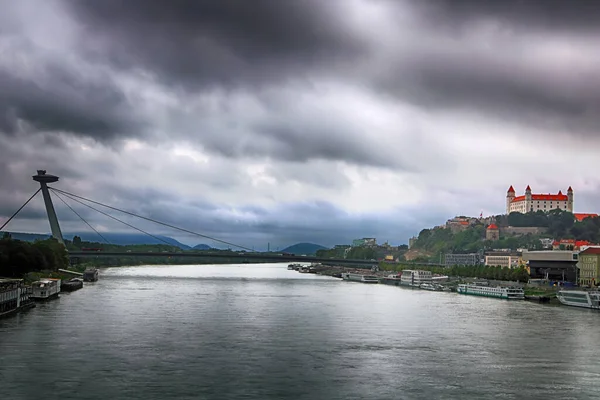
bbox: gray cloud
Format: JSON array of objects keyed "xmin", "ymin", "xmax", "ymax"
[{"xmin": 65, "ymin": 0, "xmax": 365, "ymax": 90}]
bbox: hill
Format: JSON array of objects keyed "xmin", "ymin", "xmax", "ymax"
[
  {"xmin": 281, "ymin": 242, "xmax": 327, "ymax": 255},
  {"xmin": 193, "ymin": 244, "xmax": 213, "ymax": 250},
  {"xmin": 1, "ymin": 231, "xmax": 191, "ymax": 249}
]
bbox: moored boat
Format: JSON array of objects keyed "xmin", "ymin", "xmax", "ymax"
[
  {"xmin": 83, "ymin": 268, "xmax": 99, "ymax": 282},
  {"xmin": 400, "ymin": 270, "xmax": 432, "ymax": 287},
  {"xmin": 31, "ymin": 278, "xmax": 61, "ymax": 301},
  {"xmin": 0, "ymin": 279, "xmax": 36, "ymax": 318},
  {"xmin": 342, "ymin": 273, "xmax": 380, "ymax": 283},
  {"xmin": 557, "ymin": 290, "xmax": 600, "ymax": 310},
  {"xmin": 457, "ymin": 284, "xmax": 524, "ymax": 300}
]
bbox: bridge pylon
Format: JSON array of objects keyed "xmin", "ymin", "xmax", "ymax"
[{"xmin": 32, "ymin": 170, "xmax": 64, "ymax": 244}]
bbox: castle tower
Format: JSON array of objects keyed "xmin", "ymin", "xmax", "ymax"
[
  {"xmin": 506, "ymin": 186, "xmax": 515, "ymax": 214},
  {"xmin": 525, "ymin": 185, "xmax": 532, "ymax": 212},
  {"xmin": 567, "ymin": 186, "xmax": 574, "ymax": 212}
]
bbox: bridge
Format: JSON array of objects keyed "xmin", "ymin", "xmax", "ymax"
[{"xmin": 2, "ymin": 170, "xmax": 442, "ymax": 268}]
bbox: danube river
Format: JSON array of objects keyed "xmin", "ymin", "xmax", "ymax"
[{"xmin": 1, "ymin": 263, "xmax": 599, "ymax": 399}]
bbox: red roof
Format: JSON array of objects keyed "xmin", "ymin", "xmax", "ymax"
[
  {"xmin": 568, "ymin": 186, "xmax": 573, "ymax": 192},
  {"xmin": 576, "ymin": 240, "xmax": 592, "ymax": 247},
  {"xmin": 459, "ymin": 221, "xmax": 469, "ymax": 225},
  {"xmin": 574, "ymin": 213, "xmax": 598, "ymax": 222},
  {"xmin": 531, "ymin": 194, "xmax": 568, "ymax": 201},
  {"xmin": 511, "ymin": 193, "xmax": 568, "ymax": 202},
  {"xmin": 580, "ymin": 247, "xmax": 600, "ymax": 255},
  {"xmin": 526, "ymin": 185, "xmax": 531, "ymax": 191},
  {"xmin": 487, "ymin": 224, "xmax": 498, "ymax": 230},
  {"xmin": 507, "ymin": 185, "xmax": 515, "ymax": 193}
]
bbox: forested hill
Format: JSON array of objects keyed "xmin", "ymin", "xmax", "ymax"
[{"xmin": 411, "ymin": 210, "xmax": 600, "ymax": 259}]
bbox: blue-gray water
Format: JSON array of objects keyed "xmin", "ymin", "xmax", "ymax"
[{"xmin": 1, "ymin": 263, "xmax": 599, "ymax": 400}]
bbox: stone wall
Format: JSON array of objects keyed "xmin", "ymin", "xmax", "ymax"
[{"xmin": 500, "ymin": 226, "xmax": 548, "ymax": 237}]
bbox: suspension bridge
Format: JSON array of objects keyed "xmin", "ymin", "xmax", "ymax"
[{"xmin": 1, "ymin": 170, "xmax": 396, "ymax": 267}]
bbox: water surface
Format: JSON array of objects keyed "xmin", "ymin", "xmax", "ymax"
[{"xmin": 1, "ymin": 263, "xmax": 599, "ymax": 399}]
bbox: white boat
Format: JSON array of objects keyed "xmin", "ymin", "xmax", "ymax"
[
  {"xmin": 400, "ymin": 270, "xmax": 432, "ymax": 287},
  {"xmin": 31, "ymin": 279, "xmax": 61, "ymax": 300},
  {"xmin": 342, "ymin": 273, "xmax": 380, "ymax": 283},
  {"xmin": 457, "ymin": 284, "xmax": 524, "ymax": 300},
  {"xmin": 419, "ymin": 283, "xmax": 441, "ymax": 291},
  {"xmin": 557, "ymin": 290, "xmax": 600, "ymax": 310}
]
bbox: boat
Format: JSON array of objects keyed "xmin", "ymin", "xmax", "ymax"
[
  {"xmin": 31, "ymin": 279, "xmax": 61, "ymax": 300},
  {"xmin": 556, "ymin": 290, "xmax": 600, "ymax": 310},
  {"xmin": 400, "ymin": 270, "xmax": 432, "ymax": 287},
  {"xmin": 381, "ymin": 273, "xmax": 402, "ymax": 286},
  {"xmin": 61, "ymin": 278, "xmax": 84, "ymax": 292},
  {"xmin": 83, "ymin": 268, "xmax": 99, "ymax": 282},
  {"xmin": 0, "ymin": 279, "xmax": 36, "ymax": 318},
  {"xmin": 457, "ymin": 284, "xmax": 524, "ymax": 300},
  {"xmin": 342, "ymin": 273, "xmax": 380, "ymax": 283}
]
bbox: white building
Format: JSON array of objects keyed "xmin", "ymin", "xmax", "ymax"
[{"xmin": 506, "ymin": 185, "xmax": 573, "ymax": 214}]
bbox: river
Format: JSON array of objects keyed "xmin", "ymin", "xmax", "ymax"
[{"xmin": 1, "ymin": 263, "xmax": 599, "ymax": 399}]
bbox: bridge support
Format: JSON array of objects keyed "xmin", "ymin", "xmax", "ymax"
[{"xmin": 32, "ymin": 170, "xmax": 64, "ymax": 244}]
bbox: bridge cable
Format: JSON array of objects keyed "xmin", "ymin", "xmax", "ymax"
[
  {"xmin": 0, "ymin": 188, "xmax": 42, "ymax": 231},
  {"xmin": 50, "ymin": 189, "xmax": 177, "ymax": 248},
  {"xmin": 50, "ymin": 187, "xmax": 254, "ymax": 252},
  {"xmin": 51, "ymin": 190, "xmax": 112, "ymax": 245}
]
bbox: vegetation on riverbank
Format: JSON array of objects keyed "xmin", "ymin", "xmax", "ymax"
[{"xmin": 0, "ymin": 235, "xmax": 69, "ymax": 278}]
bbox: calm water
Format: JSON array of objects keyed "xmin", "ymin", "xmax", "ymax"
[{"xmin": 1, "ymin": 263, "xmax": 599, "ymax": 400}]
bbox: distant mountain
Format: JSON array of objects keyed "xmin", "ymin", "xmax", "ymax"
[
  {"xmin": 280, "ymin": 243, "xmax": 327, "ymax": 255},
  {"xmin": 193, "ymin": 244, "xmax": 213, "ymax": 250},
  {"xmin": 1, "ymin": 231, "xmax": 191, "ymax": 250}
]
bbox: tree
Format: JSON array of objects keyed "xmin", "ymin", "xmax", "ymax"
[{"xmin": 73, "ymin": 235, "xmax": 82, "ymax": 247}]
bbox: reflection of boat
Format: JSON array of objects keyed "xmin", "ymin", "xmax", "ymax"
[
  {"xmin": 457, "ymin": 284, "xmax": 524, "ymax": 300},
  {"xmin": 557, "ymin": 290, "xmax": 600, "ymax": 310},
  {"xmin": 342, "ymin": 273, "xmax": 380, "ymax": 283}
]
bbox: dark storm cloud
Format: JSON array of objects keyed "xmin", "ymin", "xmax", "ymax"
[
  {"xmin": 413, "ymin": 0, "xmax": 600, "ymax": 31},
  {"xmin": 65, "ymin": 0, "xmax": 364, "ymax": 90},
  {"xmin": 0, "ymin": 65, "xmax": 142, "ymax": 140}
]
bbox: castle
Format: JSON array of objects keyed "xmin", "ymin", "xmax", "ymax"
[{"xmin": 506, "ymin": 185, "xmax": 573, "ymax": 214}]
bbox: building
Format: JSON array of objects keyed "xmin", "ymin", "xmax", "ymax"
[
  {"xmin": 522, "ymin": 250, "xmax": 578, "ymax": 282},
  {"xmin": 445, "ymin": 253, "xmax": 481, "ymax": 267},
  {"xmin": 485, "ymin": 252, "xmax": 521, "ymax": 268},
  {"xmin": 578, "ymin": 247, "xmax": 600, "ymax": 286},
  {"xmin": 506, "ymin": 185, "xmax": 573, "ymax": 214},
  {"xmin": 408, "ymin": 236, "xmax": 417, "ymax": 249},
  {"xmin": 352, "ymin": 238, "xmax": 376, "ymax": 247},
  {"xmin": 574, "ymin": 213, "xmax": 599, "ymax": 222},
  {"xmin": 486, "ymin": 224, "xmax": 500, "ymax": 241}
]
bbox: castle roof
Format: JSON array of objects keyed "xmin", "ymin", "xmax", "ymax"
[
  {"xmin": 568, "ymin": 186, "xmax": 573, "ymax": 192},
  {"xmin": 511, "ymin": 193, "xmax": 568, "ymax": 203},
  {"xmin": 574, "ymin": 213, "xmax": 598, "ymax": 222},
  {"xmin": 487, "ymin": 224, "xmax": 498, "ymax": 230},
  {"xmin": 507, "ymin": 185, "xmax": 515, "ymax": 193},
  {"xmin": 526, "ymin": 185, "xmax": 531, "ymax": 191}
]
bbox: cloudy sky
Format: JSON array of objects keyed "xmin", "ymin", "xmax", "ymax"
[{"xmin": 2, "ymin": 0, "xmax": 600, "ymax": 249}]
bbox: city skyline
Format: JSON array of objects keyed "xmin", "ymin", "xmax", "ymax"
[{"xmin": 2, "ymin": 0, "xmax": 600, "ymax": 248}]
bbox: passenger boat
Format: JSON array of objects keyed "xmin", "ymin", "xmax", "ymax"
[
  {"xmin": 0, "ymin": 279, "xmax": 35, "ymax": 318},
  {"xmin": 31, "ymin": 279, "xmax": 61, "ymax": 300},
  {"xmin": 400, "ymin": 270, "xmax": 432, "ymax": 287},
  {"xmin": 457, "ymin": 284, "xmax": 524, "ymax": 300},
  {"xmin": 556, "ymin": 290, "xmax": 600, "ymax": 310},
  {"xmin": 342, "ymin": 273, "xmax": 380, "ymax": 283},
  {"xmin": 419, "ymin": 283, "xmax": 442, "ymax": 291}
]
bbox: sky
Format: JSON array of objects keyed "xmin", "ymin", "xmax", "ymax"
[{"xmin": 2, "ymin": 0, "xmax": 600, "ymax": 249}]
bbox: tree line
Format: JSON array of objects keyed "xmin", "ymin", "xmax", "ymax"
[{"xmin": 0, "ymin": 235, "xmax": 69, "ymax": 278}]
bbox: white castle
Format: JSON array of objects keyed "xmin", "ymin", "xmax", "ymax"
[{"xmin": 506, "ymin": 185, "xmax": 573, "ymax": 214}]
